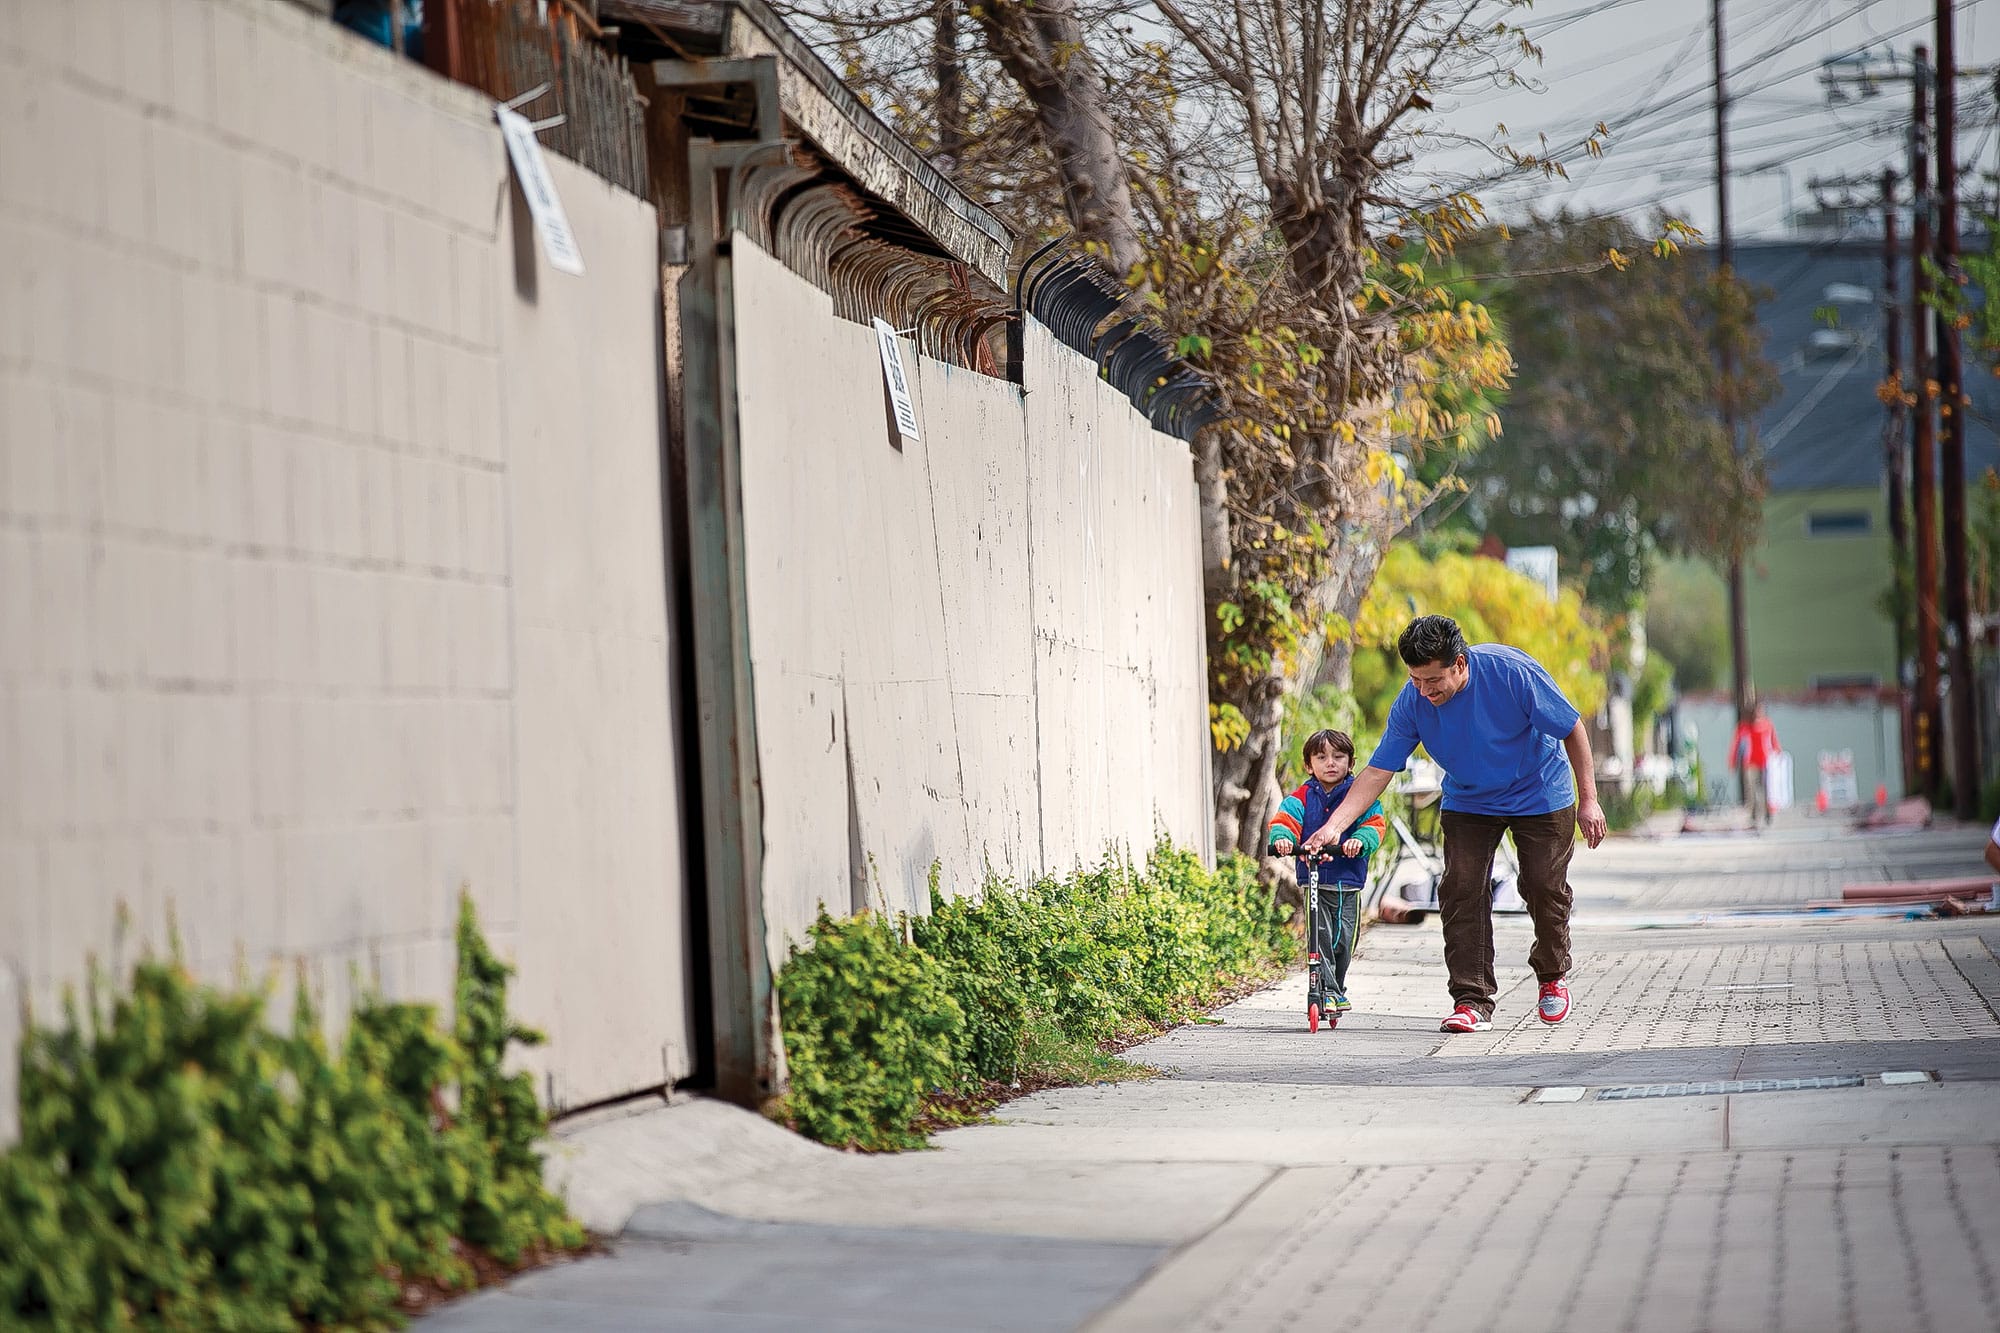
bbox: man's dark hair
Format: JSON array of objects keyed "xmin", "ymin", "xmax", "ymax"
[
  {"xmin": 1303, "ymin": 729, "xmax": 1354, "ymax": 764},
  {"xmin": 1397, "ymin": 615, "xmax": 1468, "ymax": 669}
]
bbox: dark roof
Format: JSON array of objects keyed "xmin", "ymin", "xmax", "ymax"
[{"xmin": 1732, "ymin": 238, "xmax": 2000, "ymax": 493}]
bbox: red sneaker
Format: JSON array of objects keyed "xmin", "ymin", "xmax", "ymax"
[
  {"xmin": 1440, "ymin": 1005, "xmax": 1491, "ymax": 1033},
  {"xmin": 1538, "ymin": 979, "xmax": 1571, "ymax": 1025}
]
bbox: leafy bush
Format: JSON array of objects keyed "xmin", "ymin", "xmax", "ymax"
[
  {"xmin": 774, "ymin": 840, "xmax": 1291, "ymax": 1152},
  {"xmin": 909, "ymin": 870, "xmax": 1031, "ymax": 1085},
  {"xmin": 0, "ymin": 895, "xmax": 582, "ymax": 1329},
  {"xmin": 1601, "ymin": 784, "xmax": 1659, "ymax": 832},
  {"xmin": 776, "ymin": 909, "xmax": 964, "ymax": 1152},
  {"xmin": 1352, "ymin": 544, "xmax": 1610, "ymax": 730}
]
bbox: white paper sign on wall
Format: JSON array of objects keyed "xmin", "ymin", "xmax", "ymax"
[
  {"xmin": 496, "ymin": 105, "xmax": 585, "ymax": 276},
  {"xmin": 872, "ymin": 318, "xmax": 920, "ymax": 446}
]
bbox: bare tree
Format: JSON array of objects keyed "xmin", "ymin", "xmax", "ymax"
[
  {"xmin": 972, "ymin": 0, "xmax": 1146, "ymax": 278},
  {"xmin": 781, "ymin": 0, "xmax": 1555, "ymax": 860},
  {"xmin": 1129, "ymin": 0, "xmax": 1538, "ymax": 853}
]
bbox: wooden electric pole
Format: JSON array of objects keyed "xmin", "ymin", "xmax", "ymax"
[
  {"xmin": 1910, "ymin": 45, "xmax": 1943, "ymax": 804},
  {"xmin": 1714, "ymin": 0, "xmax": 1752, "ymax": 727},
  {"xmin": 1883, "ymin": 168, "xmax": 1915, "ymax": 789},
  {"xmin": 1935, "ymin": 0, "xmax": 1979, "ymax": 819}
]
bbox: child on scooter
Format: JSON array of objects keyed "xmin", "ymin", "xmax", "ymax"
[{"xmin": 1267, "ymin": 729, "xmax": 1387, "ymax": 1015}]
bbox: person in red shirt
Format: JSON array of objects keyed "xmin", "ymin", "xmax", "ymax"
[{"xmin": 1729, "ymin": 702, "xmax": 1781, "ymax": 829}]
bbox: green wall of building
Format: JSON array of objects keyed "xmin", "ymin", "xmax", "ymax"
[{"xmin": 1744, "ymin": 486, "xmax": 1896, "ymax": 693}]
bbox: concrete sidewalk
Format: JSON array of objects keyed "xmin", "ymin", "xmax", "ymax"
[{"xmin": 422, "ymin": 820, "xmax": 2000, "ymax": 1332}]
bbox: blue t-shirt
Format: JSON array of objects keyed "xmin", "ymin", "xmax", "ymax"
[{"xmin": 1367, "ymin": 644, "xmax": 1582, "ymax": 816}]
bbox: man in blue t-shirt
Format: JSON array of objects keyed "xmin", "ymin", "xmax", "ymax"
[{"xmin": 1305, "ymin": 615, "xmax": 1609, "ymax": 1033}]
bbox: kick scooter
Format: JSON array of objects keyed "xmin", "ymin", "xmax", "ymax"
[{"xmin": 1302, "ymin": 852, "xmax": 1343, "ymax": 1033}]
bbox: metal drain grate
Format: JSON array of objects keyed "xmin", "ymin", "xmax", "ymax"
[{"xmin": 1596, "ymin": 1076, "xmax": 1865, "ymax": 1101}]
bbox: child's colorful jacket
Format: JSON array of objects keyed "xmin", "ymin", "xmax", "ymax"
[{"xmin": 1265, "ymin": 776, "xmax": 1386, "ymax": 888}]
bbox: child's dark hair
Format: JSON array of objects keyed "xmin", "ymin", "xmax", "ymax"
[{"xmin": 1303, "ymin": 729, "xmax": 1355, "ymax": 764}]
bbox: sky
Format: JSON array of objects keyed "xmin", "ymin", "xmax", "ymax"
[{"xmin": 1425, "ymin": 0, "xmax": 2000, "ymax": 240}]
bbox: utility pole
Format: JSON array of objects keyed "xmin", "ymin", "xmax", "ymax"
[
  {"xmin": 1883, "ymin": 168, "xmax": 1915, "ymax": 789},
  {"xmin": 1910, "ymin": 45, "xmax": 1943, "ymax": 804},
  {"xmin": 1935, "ymin": 0, "xmax": 1979, "ymax": 819},
  {"xmin": 1714, "ymin": 0, "xmax": 1752, "ymax": 727}
]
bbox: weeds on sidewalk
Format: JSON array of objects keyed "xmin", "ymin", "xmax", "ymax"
[
  {"xmin": 769, "ymin": 841, "xmax": 1292, "ymax": 1152},
  {"xmin": 0, "ymin": 896, "xmax": 584, "ymax": 1329}
]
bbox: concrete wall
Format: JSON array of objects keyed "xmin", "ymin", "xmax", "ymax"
[
  {"xmin": 1679, "ymin": 696, "xmax": 1904, "ymax": 808},
  {"xmin": 730, "ymin": 239, "xmax": 1209, "ymax": 960},
  {"xmin": 0, "ymin": 0, "xmax": 692, "ymax": 1136}
]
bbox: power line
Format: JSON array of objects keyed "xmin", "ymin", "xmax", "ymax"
[
  {"xmin": 1522, "ymin": 0, "xmax": 1663, "ymax": 37},
  {"xmin": 1530, "ymin": 0, "xmax": 1967, "ymax": 182},
  {"xmin": 1486, "ymin": 4, "xmax": 1988, "ymax": 216}
]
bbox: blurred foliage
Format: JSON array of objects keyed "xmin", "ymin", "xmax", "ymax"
[
  {"xmin": 1456, "ymin": 213, "xmax": 1780, "ymax": 612},
  {"xmin": 0, "ymin": 896, "xmax": 582, "ymax": 1329},
  {"xmin": 1350, "ymin": 544, "xmax": 1610, "ymax": 729},
  {"xmin": 1645, "ymin": 558, "xmax": 1730, "ymax": 694},
  {"xmin": 1632, "ymin": 648, "xmax": 1675, "ymax": 743}
]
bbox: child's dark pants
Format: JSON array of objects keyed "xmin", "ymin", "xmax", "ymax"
[
  {"xmin": 1438, "ymin": 805, "xmax": 1576, "ymax": 1020},
  {"xmin": 1309, "ymin": 885, "xmax": 1361, "ymax": 999}
]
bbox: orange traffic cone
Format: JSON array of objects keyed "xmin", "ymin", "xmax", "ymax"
[
  {"xmin": 1815, "ymin": 788, "xmax": 1829, "ymax": 814},
  {"xmin": 1875, "ymin": 784, "xmax": 1888, "ymax": 807}
]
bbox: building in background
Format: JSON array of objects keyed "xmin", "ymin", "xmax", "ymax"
[{"xmin": 1679, "ymin": 237, "xmax": 1999, "ymax": 808}]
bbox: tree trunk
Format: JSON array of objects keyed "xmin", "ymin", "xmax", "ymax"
[
  {"xmin": 1209, "ymin": 665, "xmax": 1288, "ymax": 859},
  {"xmin": 1311, "ymin": 538, "xmax": 1386, "ymax": 693},
  {"xmin": 972, "ymin": 0, "xmax": 1145, "ymax": 280},
  {"xmin": 933, "ymin": 2, "xmax": 963, "ymax": 169},
  {"xmin": 1194, "ymin": 428, "xmax": 1232, "ymax": 585}
]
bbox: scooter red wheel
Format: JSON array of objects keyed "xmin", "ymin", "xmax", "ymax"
[{"xmin": 1307, "ymin": 1003, "xmax": 1320, "ymax": 1032}]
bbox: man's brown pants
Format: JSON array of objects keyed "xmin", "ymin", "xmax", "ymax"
[{"xmin": 1438, "ymin": 805, "xmax": 1576, "ymax": 1021}]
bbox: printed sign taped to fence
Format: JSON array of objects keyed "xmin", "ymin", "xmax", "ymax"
[
  {"xmin": 872, "ymin": 318, "xmax": 921, "ymax": 446},
  {"xmin": 496, "ymin": 105, "xmax": 584, "ymax": 276}
]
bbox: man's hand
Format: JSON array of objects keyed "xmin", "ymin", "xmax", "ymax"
[
  {"xmin": 1273, "ymin": 839, "xmax": 1295, "ymax": 856},
  {"xmin": 1341, "ymin": 837, "xmax": 1363, "ymax": 857},
  {"xmin": 1577, "ymin": 797, "xmax": 1608, "ymax": 849},
  {"xmin": 1301, "ymin": 830, "xmax": 1332, "ymax": 855}
]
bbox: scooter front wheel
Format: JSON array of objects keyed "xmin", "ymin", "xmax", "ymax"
[{"xmin": 1307, "ymin": 1003, "xmax": 1320, "ymax": 1033}]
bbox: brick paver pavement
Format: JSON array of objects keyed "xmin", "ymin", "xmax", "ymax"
[
  {"xmin": 1102, "ymin": 1146, "xmax": 2000, "ymax": 1333},
  {"xmin": 1071, "ymin": 817, "xmax": 2000, "ymax": 1332},
  {"xmin": 435, "ymin": 818, "xmax": 2000, "ymax": 1332},
  {"xmin": 1475, "ymin": 936, "xmax": 2000, "ymax": 1054}
]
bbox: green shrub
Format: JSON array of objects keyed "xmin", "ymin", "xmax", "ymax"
[
  {"xmin": 1601, "ymin": 784, "xmax": 1658, "ymax": 832},
  {"xmin": 910, "ymin": 870, "xmax": 1031, "ymax": 1085},
  {"xmin": 774, "ymin": 839, "xmax": 1291, "ymax": 1152},
  {"xmin": 776, "ymin": 909, "xmax": 964, "ymax": 1152},
  {"xmin": 0, "ymin": 895, "xmax": 582, "ymax": 1329}
]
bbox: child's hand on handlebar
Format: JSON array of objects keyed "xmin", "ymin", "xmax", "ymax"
[
  {"xmin": 1272, "ymin": 839, "xmax": 1295, "ymax": 856},
  {"xmin": 1341, "ymin": 837, "xmax": 1363, "ymax": 857}
]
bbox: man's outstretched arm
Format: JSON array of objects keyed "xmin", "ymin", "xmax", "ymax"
[
  {"xmin": 1564, "ymin": 721, "xmax": 1608, "ymax": 848},
  {"xmin": 1304, "ymin": 766, "xmax": 1396, "ymax": 853}
]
